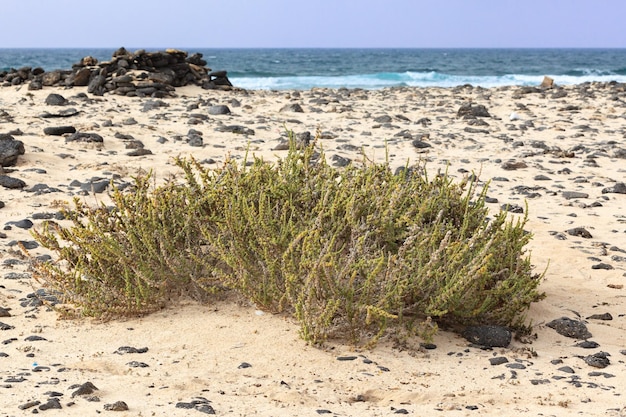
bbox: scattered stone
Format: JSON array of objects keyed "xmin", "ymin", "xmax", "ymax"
[
  {"xmin": 0, "ymin": 322, "xmax": 14, "ymax": 330},
  {"xmin": 462, "ymin": 325, "xmax": 511, "ymax": 348},
  {"xmin": 71, "ymin": 381, "xmax": 99, "ymax": 397},
  {"xmin": 39, "ymin": 108, "xmax": 79, "ymax": 118},
  {"xmin": 566, "ymin": 227, "xmax": 592, "ymax": 238},
  {"xmin": 558, "ymin": 366, "xmax": 575, "ymax": 373},
  {"xmin": 602, "ymin": 182, "xmax": 626, "ymax": 194},
  {"xmin": 0, "ymin": 175, "xmax": 26, "ymax": 189},
  {"xmin": 39, "ymin": 398, "xmax": 62, "ymax": 410},
  {"xmin": 208, "ymin": 105, "xmax": 231, "ymax": 115},
  {"xmin": 24, "ymin": 335, "xmax": 47, "ymax": 341},
  {"xmin": 238, "ymin": 362, "xmax": 252, "ymax": 369},
  {"xmin": 66, "ymin": 132, "xmax": 104, "ymax": 143},
  {"xmin": 114, "ymin": 346, "xmax": 149, "ymax": 354},
  {"xmin": 18, "ymin": 400, "xmax": 41, "ymax": 410},
  {"xmin": 215, "ymin": 125, "xmax": 254, "ymax": 135},
  {"xmin": 43, "ymin": 126, "xmax": 77, "ymax": 136},
  {"xmin": 591, "ymin": 263, "xmax": 613, "ymax": 270},
  {"xmin": 45, "ymin": 93, "xmax": 68, "ymax": 106},
  {"xmin": 0, "ymin": 134, "xmax": 25, "ymax": 167},
  {"xmin": 457, "ymin": 103, "xmax": 490, "ymax": 118},
  {"xmin": 546, "ymin": 317, "xmax": 592, "ymax": 339},
  {"xmin": 411, "ymin": 139, "xmax": 432, "ymax": 150},
  {"xmin": 582, "ymin": 351, "xmax": 610, "ymax": 368},
  {"xmin": 489, "ymin": 357, "xmax": 509, "ymax": 366},
  {"xmin": 501, "ymin": 161, "xmax": 527, "ymax": 170},
  {"xmin": 337, "ymin": 356, "xmax": 358, "ymax": 361},
  {"xmin": 127, "ymin": 361, "xmax": 149, "ymax": 368},
  {"xmin": 104, "ymin": 401, "xmax": 129, "ymax": 411},
  {"xmin": 280, "ymin": 103, "xmax": 304, "ymax": 113},
  {"xmin": 587, "ymin": 313, "xmax": 612, "ymax": 321},
  {"xmin": 562, "ymin": 191, "xmax": 589, "ymax": 200},
  {"xmin": 575, "ymin": 340, "xmax": 600, "ymax": 349}
]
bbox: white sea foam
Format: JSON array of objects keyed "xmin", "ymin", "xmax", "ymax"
[{"xmin": 231, "ymin": 71, "xmax": 626, "ymax": 90}]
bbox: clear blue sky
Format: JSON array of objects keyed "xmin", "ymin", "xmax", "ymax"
[{"xmin": 3, "ymin": 0, "xmax": 625, "ymax": 48}]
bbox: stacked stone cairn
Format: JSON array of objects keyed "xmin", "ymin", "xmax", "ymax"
[{"xmin": 0, "ymin": 47, "xmax": 233, "ymax": 97}]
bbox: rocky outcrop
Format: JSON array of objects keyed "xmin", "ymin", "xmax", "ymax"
[{"xmin": 0, "ymin": 48, "xmax": 234, "ymax": 96}]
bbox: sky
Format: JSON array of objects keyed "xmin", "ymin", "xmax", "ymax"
[{"xmin": 2, "ymin": 0, "xmax": 625, "ymax": 49}]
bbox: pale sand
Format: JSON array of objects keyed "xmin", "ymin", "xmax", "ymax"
[{"xmin": 1, "ymin": 83, "xmax": 625, "ymax": 416}]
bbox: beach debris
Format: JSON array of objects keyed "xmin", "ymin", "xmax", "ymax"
[{"xmin": 540, "ymin": 76, "xmax": 554, "ymax": 88}]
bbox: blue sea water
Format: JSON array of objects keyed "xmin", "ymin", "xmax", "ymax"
[{"xmin": 1, "ymin": 48, "xmax": 625, "ymax": 90}]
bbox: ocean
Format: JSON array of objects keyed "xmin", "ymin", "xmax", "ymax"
[{"xmin": 1, "ymin": 48, "xmax": 625, "ymax": 90}]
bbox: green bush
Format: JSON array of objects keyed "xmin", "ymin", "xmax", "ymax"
[{"xmin": 31, "ymin": 134, "xmax": 545, "ymax": 345}]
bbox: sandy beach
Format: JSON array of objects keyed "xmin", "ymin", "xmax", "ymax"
[{"xmin": 1, "ymin": 81, "xmax": 626, "ymax": 416}]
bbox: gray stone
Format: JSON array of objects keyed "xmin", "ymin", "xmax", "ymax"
[
  {"xmin": 208, "ymin": 105, "xmax": 231, "ymax": 115},
  {"xmin": 0, "ymin": 134, "xmax": 25, "ymax": 166}
]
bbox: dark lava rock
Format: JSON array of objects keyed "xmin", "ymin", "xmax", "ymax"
[
  {"xmin": 373, "ymin": 114, "xmax": 392, "ymax": 123},
  {"xmin": 562, "ymin": 191, "xmax": 589, "ymax": 199},
  {"xmin": 501, "ymin": 161, "xmax": 528, "ymax": 170},
  {"xmin": 0, "ymin": 175, "xmax": 26, "ymax": 189},
  {"xmin": 18, "ymin": 400, "xmax": 41, "ymax": 410},
  {"xmin": 114, "ymin": 346, "xmax": 149, "ymax": 354},
  {"xmin": 215, "ymin": 125, "xmax": 254, "ymax": 135},
  {"xmin": 501, "ymin": 203, "xmax": 524, "ymax": 213},
  {"xmin": 280, "ymin": 103, "xmax": 304, "ymax": 113},
  {"xmin": 71, "ymin": 381, "xmax": 99, "ymax": 397},
  {"xmin": 127, "ymin": 148, "xmax": 153, "ymax": 157},
  {"xmin": 0, "ymin": 134, "xmax": 25, "ymax": 167},
  {"xmin": 39, "ymin": 398, "xmax": 62, "ymax": 410},
  {"xmin": 208, "ymin": 105, "xmax": 231, "ymax": 115},
  {"xmin": 546, "ymin": 317, "xmax": 592, "ymax": 339},
  {"xmin": 462, "ymin": 325, "xmax": 511, "ymax": 348},
  {"xmin": 576, "ymin": 341, "xmax": 600, "ymax": 349},
  {"xmin": 0, "ymin": 322, "xmax": 15, "ymax": 330},
  {"xmin": 587, "ymin": 313, "xmax": 612, "ymax": 321},
  {"xmin": 176, "ymin": 398, "xmax": 215, "ymax": 414},
  {"xmin": 80, "ymin": 179, "xmax": 110, "ymax": 194},
  {"xmin": 39, "ymin": 108, "xmax": 79, "ymax": 118},
  {"xmin": 238, "ymin": 362, "xmax": 252, "ymax": 369},
  {"xmin": 506, "ymin": 362, "xmax": 526, "ymax": 370},
  {"xmin": 457, "ymin": 103, "xmax": 490, "ymax": 118},
  {"xmin": 104, "ymin": 401, "xmax": 129, "ymax": 411},
  {"xmin": 336, "ymin": 356, "xmax": 358, "ymax": 361},
  {"xmin": 5, "ymin": 219, "xmax": 33, "ymax": 229},
  {"xmin": 582, "ymin": 351, "xmax": 610, "ymax": 368},
  {"xmin": 602, "ymin": 182, "xmax": 626, "ymax": 194},
  {"xmin": 24, "ymin": 335, "xmax": 47, "ymax": 341},
  {"xmin": 127, "ymin": 361, "xmax": 149, "ymax": 368},
  {"xmin": 45, "ymin": 93, "xmax": 68, "ymax": 106},
  {"xmin": 592, "ymin": 263, "xmax": 613, "ymax": 270},
  {"xmin": 66, "ymin": 132, "xmax": 104, "ymax": 143},
  {"xmin": 44, "ymin": 126, "xmax": 76, "ymax": 136},
  {"xmin": 412, "ymin": 139, "xmax": 432, "ymax": 149},
  {"xmin": 566, "ymin": 227, "xmax": 592, "ymax": 238},
  {"xmin": 331, "ymin": 154, "xmax": 351, "ymax": 167},
  {"xmin": 558, "ymin": 366, "xmax": 575, "ymax": 373},
  {"xmin": 489, "ymin": 357, "xmax": 509, "ymax": 366}
]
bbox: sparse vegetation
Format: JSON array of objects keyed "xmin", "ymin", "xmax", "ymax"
[{"xmin": 30, "ymin": 131, "xmax": 545, "ymax": 346}]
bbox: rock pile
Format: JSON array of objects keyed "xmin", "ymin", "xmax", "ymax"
[{"xmin": 0, "ymin": 47, "xmax": 233, "ymax": 96}]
